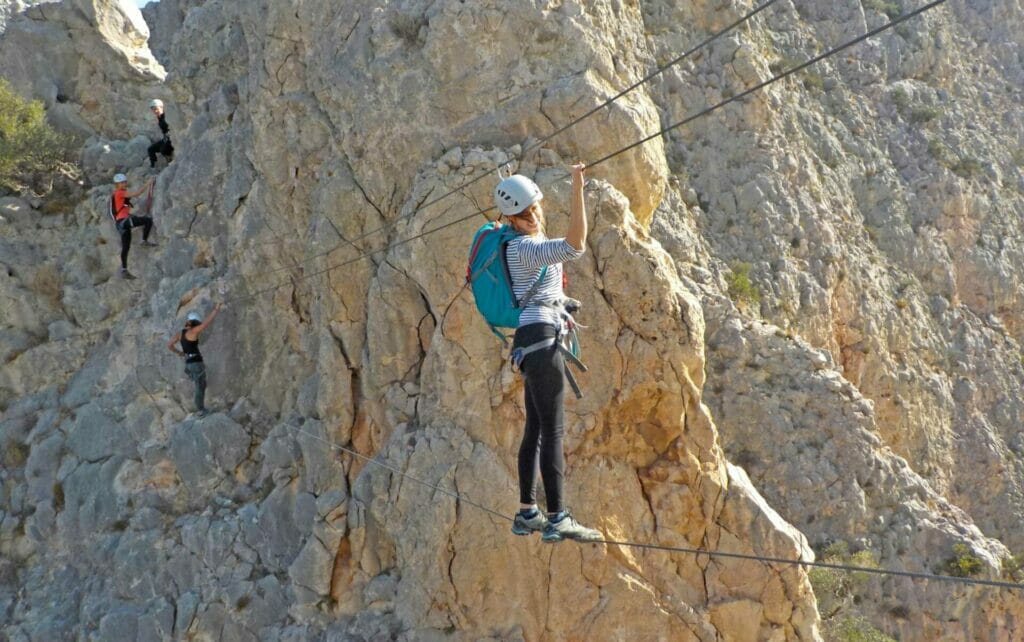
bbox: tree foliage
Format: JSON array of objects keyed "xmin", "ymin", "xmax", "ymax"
[{"xmin": 0, "ymin": 78, "xmax": 69, "ymax": 190}]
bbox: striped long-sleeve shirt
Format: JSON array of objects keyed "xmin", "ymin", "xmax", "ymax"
[{"xmin": 506, "ymin": 234, "xmax": 585, "ymax": 328}]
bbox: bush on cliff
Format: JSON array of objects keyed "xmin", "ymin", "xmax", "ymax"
[{"xmin": 0, "ymin": 78, "xmax": 73, "ymax": 191}]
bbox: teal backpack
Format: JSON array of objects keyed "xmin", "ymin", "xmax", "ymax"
[{"xmin": 466, "ymin": 221, "xmax": 546, "ymax": 342}]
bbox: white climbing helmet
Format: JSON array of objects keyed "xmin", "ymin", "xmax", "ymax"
[
  {"xmin": 113, "ymin": 173, "xmax": 127, "ymax": 184},
  {"xmin": 186, "ymin": 311, "xmax": 202, "ymax": 323},
  {"xmin": 149, "ymin": 98, "xmax": 164, "ymax": 109},
  {"xmin": 494, "ymin": 174, "xmax": 543, "ymax": 217}
]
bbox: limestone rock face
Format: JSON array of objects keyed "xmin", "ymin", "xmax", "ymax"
[
  {"xmin": 2, "ymin": 0, "xmax": 1024, "ymax": 641},
  {"xmin": 0, "ymin": 0, "xmax": 33, "ymax": 34},
  {"xmin": 0, "ymin": 0, "xmax": 168, "ymax": 180},
  {"xmin": 645, "ymin": 0, "xmax": 1024, "ymax": 636},
  {"xmin": 139, "ymin": 0, "xmax": 193, "ymax": 65}
]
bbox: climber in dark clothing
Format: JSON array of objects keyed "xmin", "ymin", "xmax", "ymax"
[
  {"xmin": 147, "ymin": 99, "xmax": 174, "ymax": 168},
  {"xmin": 167, "ymin": 303, "xmax": 223, "ymax": 418}
]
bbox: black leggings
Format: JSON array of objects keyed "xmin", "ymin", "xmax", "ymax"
[
  {"xmin": 147, "ymin": 137, "xmax": 174, "ymax": 167},
  {"xmin": 514, "ymin": 322, "xmax": 566, "ymax": 514},
  {"xmin": 118, "ymin": 216, "xmax": 153, "ymax": 269}
]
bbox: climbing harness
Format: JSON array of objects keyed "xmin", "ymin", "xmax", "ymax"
[
  {"xmin": 509, "ymin": 316, "xmax": 588, "ymax": 399},
  {"xmin": 466, "ymin": 219, "xmax": 589, "ymax": 397}
]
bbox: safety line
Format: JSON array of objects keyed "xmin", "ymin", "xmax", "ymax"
[
  {"xmin": 588, "ymin": 0, "xmax": 949, "ymax": 168},
  {"xmin": 530, "ymin": 0, "xmax": 780, "ymax": 153},
  {"xmin": 277, "ymin": 422, "xmax": 1024, "ymax": 591},
  {"xmin": 238, "ymin": 0, "xmax": 779, "ymax": 283},
  {"xmin": 228, "ymin": 0, "xmax": 949, "ymax": 305},
  {"xmin": 594, "ymin": 539, "xmax": 1024, "ymax": 590},
  {"xmin": 229, "ymin": 204, "xmax": 497, "ymax": 303}
]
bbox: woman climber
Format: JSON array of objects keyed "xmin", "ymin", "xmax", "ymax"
[
  {"xmin": 147, "ymin": 99, "xmax": 174, "ymax": 168},
  {"xmin": 497, "ymin": 163, "xmax": 602, "ymax": 543},
  {"xmin": 166, "ymin": 303, "xmax": 223, "ymax": 418}
]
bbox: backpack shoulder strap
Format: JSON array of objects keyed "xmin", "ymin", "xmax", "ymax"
[
  {"xmin": 503, "ymin": 233, "xmax": 549, "ymax": 309},
  {"xmin": 515, "ymin": 265, "xmax": 547, "ymax": 309}
]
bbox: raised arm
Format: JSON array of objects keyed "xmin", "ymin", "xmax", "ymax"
[
  {"xmin": 167, "ymin": 331, "xmax": 184, "ymax": 356},
  {"xmin": 565, "ymin": 162, "xmax": 587, "ymax": 251},
  {"xmin": 192, "ymin": 302, "xmax": 223, "ymax": 336},
  {"xmin": 127, "ymin": 178, "xmax": 154, "ymax": 199}
]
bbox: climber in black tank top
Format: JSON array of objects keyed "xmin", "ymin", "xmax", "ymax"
[
  {"xmin": 167, "ymin": 302, "xmax": 222, "ymax": 417},
  {"xmin": 180, "ymin": 330, "xmax": 203, "ymax": 363}
]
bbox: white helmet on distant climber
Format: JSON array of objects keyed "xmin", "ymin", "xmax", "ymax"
[
  {"xmin": 494, "ymin": 174, "xmax": 543, "ymax": 217},
  {"xmin": 186, "ymin": 311, "xmax": 202, "ymax": 323},
  {"xmin": 113, "ymin": 173, "xmax": 127, "ymax": 183},
  {"xmin": 149, "ymin": 99, "xmax": 164, "ymax": 109}
]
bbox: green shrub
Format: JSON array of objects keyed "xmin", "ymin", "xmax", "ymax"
[
  {"xmin": 769, "ymin": 54, "xmax": 805, "ymax": 76},
  {"xmin": 823, "ymin": 540, "xmax": 851, "ymax": 560},
  {"xmin": 909, "ymin": 105, "xmax": 942, "ymax": 123},
  {"xmin": 828, "ymin": 615, "xmax": 898, "ymax": 642},
  {"xmin": 1012, "ymin": 148, "xmax": 1024, "ymax": 167},
  {"xmin": 52, "ymin": 482, "xmax": 65, "ymax": 512},
  {"xmin": 892, "ymin": 87, "xmax": 911, "ymax": 113},
  {"xmin": 810, "ymin": 541, "xmax": 889, "ymax": 632},
  {"xmin": 865, "ymin": 0, "xmax": 902, "ymax": 20},
  {"xmin": 1001, "ymin": 553, "xmax": 1024, "ymax": 583},
  {"xmin": 951, "ymin": 156, "xmax": 983, "ymax": 179},
  {"xmin": 944, "ymin": 542, "xmax": 984, "ymax": 577},
  {"xmin": 0, "ymin": 78, "xmax": 71, "ymax": 190},
  {"xmin": 803, "ymin": 71, "xmax": 825, "ymax": 92},
  {"xmin": 726, "ymin": 262, "xmax": 760, "ymax": 308},
  {"xmin": 2, "ymin": 442, "xmax": 29, "ymax": 468},
  {"xmin": 927, "ymin": 137, "xmax": 948, "ymax": 161}
]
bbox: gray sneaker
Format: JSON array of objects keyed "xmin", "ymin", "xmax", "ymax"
[
  {"xmin": 511, "ymin": 510, "xmax": 549, "ymax": 536},
  {"xmin": 119, "ymin": 268, "xmax": 136, "ymax": 280},
  {"xmin": 542, "ymin": 511, "xmax": 602, "ymax": 543}
]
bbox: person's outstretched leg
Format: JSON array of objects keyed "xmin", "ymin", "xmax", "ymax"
[
  {"xmin": 138, "ymin": 216, "xmax": 154, "ymax": 243},
  {"xmin": 511, "ymin": 371, "xmax": 549, "ymax": 535},
  {"xmin": 186, "ymin": 362, "xmax": 207, "ymax": 415},
  {"xmin": 517, "ymin": 376, "xmax": 542, "ymax": 497},
  {"xmin": 147, "ymin": 141, "xmax": 159, "ymax": 168},
  {"xmin": 119, "ymin": 225, "xmax": 135, "ymax": 278},
  {"xmin": 522, "ymin": 347, "xmax": 566, "ymax": 515},
  {"xmin": 194, "ymin": 363, "xmax": 207, "ymax": 414},
  {"xmin": 525, "ymin": 345, "xmax": 602, "ymax": 544},
  {"xmin": 128, "ymin": 215, "xmax": 156, "ymax": 246},
  {"xmin": 120, "ymin": 227, "xmax": 131, "ymax": 269},
  {"xmin": 512, "ymin": 324, "xmax": 552, "ymax": 536}
]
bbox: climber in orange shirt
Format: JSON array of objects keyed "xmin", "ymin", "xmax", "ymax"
[{"xmin": 109, "ymin": 173, "xmax": 155, "ymax": 279}]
